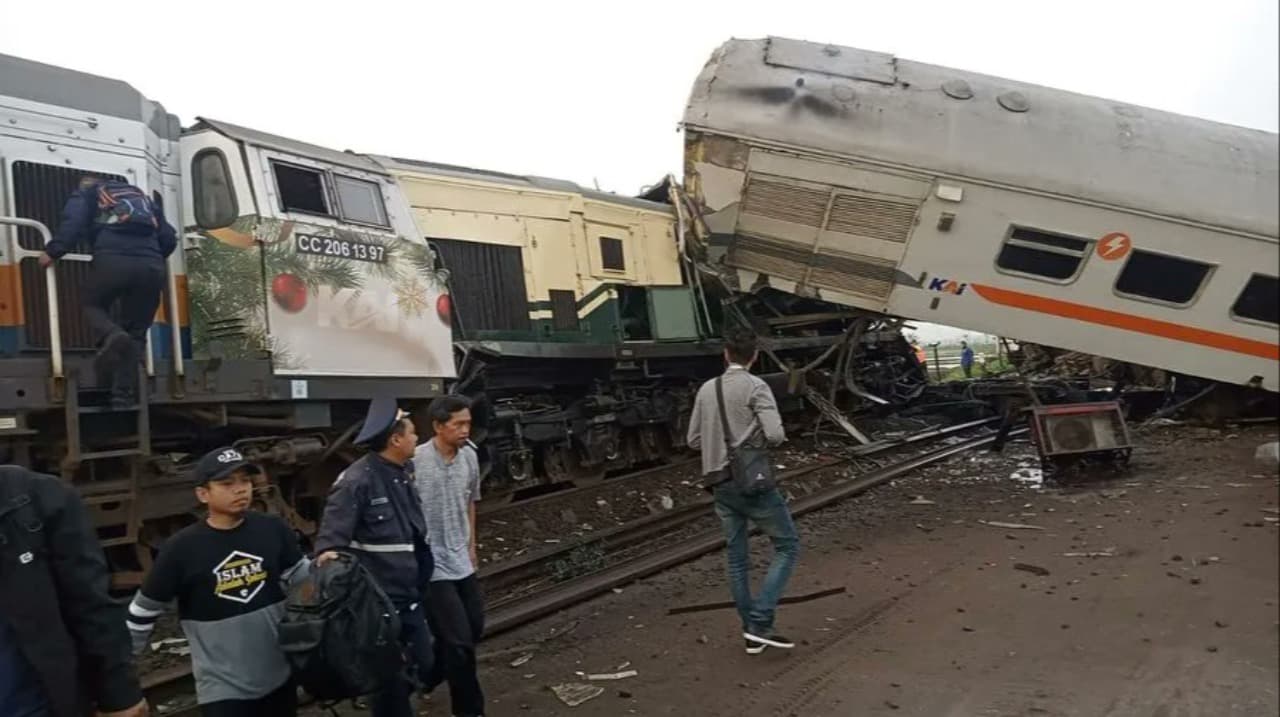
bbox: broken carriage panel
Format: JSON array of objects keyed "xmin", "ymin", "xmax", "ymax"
[
  {"xmin": 685, "ymin": 138, "xmax": 930, "ymax": 311},
  {"xmin": 181, "ymin": 119, "xmax": 455, "ymax": 379}
]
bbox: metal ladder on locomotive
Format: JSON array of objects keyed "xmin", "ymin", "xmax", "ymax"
[{"xmin": 2, "ymin": 215, "xmax": 176, "ymax": 584}]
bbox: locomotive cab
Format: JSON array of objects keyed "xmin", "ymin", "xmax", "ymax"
[{"xmin": 179, "ymin": 120, "xmax": 455, "ymax": 380}]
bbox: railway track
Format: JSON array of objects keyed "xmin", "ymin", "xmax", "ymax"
[
  {"xmin": 482, "ymin": 418, "xmax": 1020, "ymax": 635},
  {"xmin": 139, "ymin": 417, "xmax": 1015, "ymax": 710},
  {"xmin": 478, "ymin": 417, "xmax": 1000, "ymax": 601},
  {"xmin": 478, "ymin": 456, "xmax": 701, "ymax": 517}
]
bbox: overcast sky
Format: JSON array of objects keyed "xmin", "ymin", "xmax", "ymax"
[
  {"xmin": 5, "ymin": 0, "xmax": 1276, "ymax": 342},
  {"xmin": 5, "ymin": 0, "xmax": 1275, "ymax": 196}
]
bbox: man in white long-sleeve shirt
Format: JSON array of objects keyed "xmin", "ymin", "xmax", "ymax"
[{"xmin": 687, "ymin": 327, "xmax": 799, "ymax": 655}]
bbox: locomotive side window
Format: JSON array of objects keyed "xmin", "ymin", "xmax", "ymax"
[
  {"xmin": 599, "ymin": 236, "xmax": 626, "ymax": 272},
  {"xmin": 192, "ymin": 149, "xmax": 238, "ymax": 229},
  {"xmin": 334, "ymin": 174, "xmax": 389, "ymax": 227},
  {"xmin": 272, "ymin": 162, "xmax": 331, "ymax": 216},
  {"xmin": 1114, "ymin": 250, "xmax": 1212, "ymax": 305},
  {"xmin": 1230, "ymin": 273, "xmax": 1279, "ymax": 325},
  {"xmin": 995, "ymin": 227, "xmax": 1089, "ymax": 281}
]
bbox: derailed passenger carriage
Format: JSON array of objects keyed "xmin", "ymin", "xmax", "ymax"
[
  {"xmin": 682, "ymin": 37, "xmax": 1279, "ymax": 396},
  {"xmin": 0, "ymin": 55, "xmax": 453, "ymax": 581}
]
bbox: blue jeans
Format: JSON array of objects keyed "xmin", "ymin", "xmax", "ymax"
[
  {"xmin": 370, "ymin": 604, "xmax": 434, "ymax": 717},
  {"xmin": 712, "ymin": 483, "xmax": 800, "ymax": 633}
]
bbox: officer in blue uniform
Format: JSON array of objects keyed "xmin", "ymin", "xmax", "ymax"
[{"xmin": 315, "ymin": 398, "xmax": 434, "ymax": 717}]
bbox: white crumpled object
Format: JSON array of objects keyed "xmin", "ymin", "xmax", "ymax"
[{"xmin": 1255, "ymin": 442, "xmax": 1279, "ymax": 469}]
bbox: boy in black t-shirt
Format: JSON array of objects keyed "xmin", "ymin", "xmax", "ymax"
[{"xmin": 126, "ymin": 447, "xmax": 310, "ymax": 716}]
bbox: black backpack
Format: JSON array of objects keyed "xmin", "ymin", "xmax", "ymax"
[{"xmin": 278, "ymin": 552, "xmax": 404, "ymax": 702}]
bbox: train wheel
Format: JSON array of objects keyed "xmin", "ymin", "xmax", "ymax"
[
  {"xmin": 542, "ymin": 444, "xmax": 575, "ymax": 484},
  {"xmin": 506, "ymin": 450, "xmax": 534, "ymax": 482}
]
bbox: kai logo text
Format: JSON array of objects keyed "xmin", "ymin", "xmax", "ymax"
[{"xmin": 927, "ymin": 277, "xmax": 968, "ymax": 295}]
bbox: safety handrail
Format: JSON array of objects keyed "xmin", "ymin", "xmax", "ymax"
[
  {"xmin": 166, "ymin": 253, "xmax": 184, "ymax": 377},
  {"xmin": 1, "ymin": 216, "xmax": 65, "ymax": 379}
]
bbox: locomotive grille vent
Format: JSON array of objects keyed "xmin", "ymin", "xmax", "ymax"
[
  {"xmin": 807, "ymin": 251, "xmax": 897, "ymax": 299},
  {"xmin": 740, "ymin": 174, "xmax": 920, "ymax": 244},
  {"xmin": 741, "ymin": 177, "xmax": 829, "ymax": 228},
  {"xmin": 12, "ymin": 161, "xmax": 126, "ymax": 350},
  {"xmin": 727, "ymin": 233, "xmax": 811, "ymax": 279},
  {"xmin": 825, "ymin": 193, "xmax": 918, "ymax": 243},
  {"xmin": 729, "ymin": 235, "xmax": 897, "ymax": 300}
]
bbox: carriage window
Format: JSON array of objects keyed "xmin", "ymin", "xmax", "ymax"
[
  {"xmin": 334, "ymin": 174, "xmax": 389, "ymax": 227},
  {"xmin": 192, "ymin": 149, "xmax": 237, "ymax": 229},
  {"xmin": 1231, "ymin": 273, "xmax": 1279, "ymax": 325},
  {"xmin": 1115, "ymin": 250, "xmax": 1212, "ymax": 305},
  {"xmin": 995, "ymin": 227, "xmax": 1089, "ymax": 281},
  {"xmin": 272, "ymin": 162, "xmax": 330, "ymax": 215},
  {"xmin": 599, "ymin": 236, "xmax": 626, "ymax": 272}
]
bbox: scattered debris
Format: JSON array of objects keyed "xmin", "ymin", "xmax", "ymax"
[
  {"xmin": 1014, "ymin": 563, "xmax": 1051, "ymax": 577},
  {"xmin": 915, "ymin": 523, "xmax": 934, "ymax": 533},
  {"xmin": 981, "ymin": 520, "xmax": 1045, "ymax": 531},
  {"xmin": 1062, "ymin": 550, "xmax": 1115, "ymax": 558},
  {"xmin": 1254, "ymin": 442, "xmax": 1279, "ymax": 469},
  {"xmin": 667, "ymin": 586, "xmax": 847, "ymax": 616},
  {"xmin": 909, "ymin": 496, "xmax": 936, "ymax": 505},
  {"xmin": 149, "ymin": 638, "xmax": 190, "ymax": 657},
  {"xmin": 586, "ymin": 670, "xmax": 638, "ymax": 681},
  {"xmin": 509, "ymin": 653, "xmax": 534, "ymax": 668},
  {"xmin": 550, "ymin": 682, "xmax": 605, "ymax": 707},
  {"xmin": 1009, "ymin": 466, "xmax": 1044, "ymax": 487}
]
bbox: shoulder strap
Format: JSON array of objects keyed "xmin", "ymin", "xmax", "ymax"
[{"xmin": 715, "ymin": 376, "xmax": 735, "ymax": 452}]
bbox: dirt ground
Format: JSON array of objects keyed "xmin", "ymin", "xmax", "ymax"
[{"xmin": 328, "ymin": 424, "xmax": 1280, "ymax": 716}]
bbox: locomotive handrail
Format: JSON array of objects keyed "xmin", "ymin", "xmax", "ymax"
[
  {"xmin": 166, "ymin": 257, "xmax": 184, "ymax": 378},
  {"xmin": 0, "ymin": 216, "xmax": 65, "ymax": 379}
]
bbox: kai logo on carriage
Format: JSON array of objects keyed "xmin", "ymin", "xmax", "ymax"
[{"xmin": 927, "ymin": 277, "xmax": 968, "ymax": 296}]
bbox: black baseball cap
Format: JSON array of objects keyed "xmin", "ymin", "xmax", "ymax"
[{"xmin": 194, "ymin": 446, "xmax": 262, "ymax": 485}]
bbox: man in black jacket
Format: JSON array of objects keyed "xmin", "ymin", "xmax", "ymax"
[
  {"xmin": 0, "ymin": 465, "xmax": 148, "ymax": 717},
  {"xmin": 38, "ymin": 177, "xmax": 178, "ymax": 409},
  {"xmin": 315, "ymin": 398, "xmax": 434, "ymax": 717}
]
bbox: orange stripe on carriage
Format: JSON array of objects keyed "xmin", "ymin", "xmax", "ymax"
[
  {"xmin": 970, "ymin": 283, "xmax": 1279, "ymax": 361},
  {"xmin": 0, "ymin": 263, "xmax": 23, "ymax": 327},
  {"xmin": 153, "ymin": 274, "xmax": 190, "ymax": 326}
]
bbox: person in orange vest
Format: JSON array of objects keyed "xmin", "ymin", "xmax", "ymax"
[{"xmin": 912, "ymin": 343, "xmax": 927, "ymax": 366}]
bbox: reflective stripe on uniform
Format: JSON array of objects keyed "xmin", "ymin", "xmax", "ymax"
[{"xmin": 349, "ymin": 540, "xmax": 416, "ymax": 553}]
